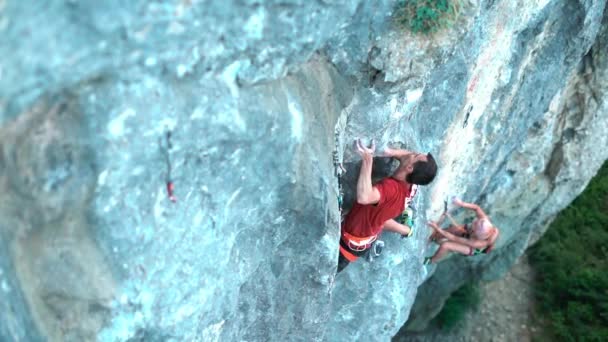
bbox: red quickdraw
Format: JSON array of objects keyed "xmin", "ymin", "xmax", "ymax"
[{"xmin": 166, "ymin": 181, "xmax": 176, "ymax": 203}]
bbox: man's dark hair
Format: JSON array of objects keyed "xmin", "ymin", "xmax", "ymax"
[{"xmin": 407, "ymin": 153, "xmax": 437, "ymax": 185}]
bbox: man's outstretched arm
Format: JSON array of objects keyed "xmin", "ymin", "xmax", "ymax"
[
  {"xmin": 384, "ymin": 219, "xmax": 411, "ymax": 236},
  {"xmin": 355, "ymin": 139, "xmax": 381, "ymax": 205}
]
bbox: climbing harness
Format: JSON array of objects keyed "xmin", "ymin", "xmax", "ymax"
[
  {"xmin": 470, "ymin": 247, "xmax": 489, "ymax": 256},
  {"xmin": 340, "ymin": 232, "xmax": 381, "ymax": 264},
  {"xmin": 367, "ymin": 240, "xmax": 385, "ymax": 262},
  {"xmin": 159, "ymin": 129, "xmax": 177, "ymax": 203},
  {"xmin": 342, "ymin": 231, "xmax": 377, "ymax": 252}
]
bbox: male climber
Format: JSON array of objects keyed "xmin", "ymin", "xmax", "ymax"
[{"xmin": 337, "ymin": 139, "xmax": 438, "ymax": 273}]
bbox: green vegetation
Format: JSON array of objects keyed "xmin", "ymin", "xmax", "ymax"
[
  {"xmin": 394, "ymin": 0, "xmax": 461, "ymax": 35},
  {"xmin": 433, "ymin": 282, "xmax": 481, "ymax": 330},
  {"xmin": 528, "ymin": 161, "xmax": 608, "ymax": 341}
]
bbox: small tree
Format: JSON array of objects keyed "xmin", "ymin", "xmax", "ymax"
[
  {"xmin": 528, "ymin": 161, "xmax": 608, "ymax": 341},
  {"xmin": 394, "ymin": 0, "xmax": 461, "ymax": 35}
]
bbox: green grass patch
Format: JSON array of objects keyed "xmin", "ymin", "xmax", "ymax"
[
  {"xmin": 433, "ymin": 282, "xmax": 481, "ymax": 330},
  {"xmin": 394, "ymin": 0, "xmax": 461, "ymax": 35},
  {"xmin": 528, "ymin": 161, "xmax": 608, "ymax": 341}
]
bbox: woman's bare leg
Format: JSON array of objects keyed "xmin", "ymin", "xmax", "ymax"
[
  {"xmin": 430, "ymin": 224, "xmax": 467, "ymax": 241},
  {"xmin": 430, "ymin": 241, "xmax": 472, "ymax": 263}
]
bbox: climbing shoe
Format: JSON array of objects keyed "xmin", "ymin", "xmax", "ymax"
[
  {"xmin": 402, "ymin": 225, "xmax": 414, "ymax": 239},
  {"xmin": 396, "ymin": 207, "xmax": 414, "ymax": 227},
  {"xmin": 423, "ymin": 257, "xmax": 432, "ymax": 265}
]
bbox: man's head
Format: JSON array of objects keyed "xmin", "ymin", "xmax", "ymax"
[{"xmin": 405, "ymin": 153, "xmax": 437, "ymax": 185}]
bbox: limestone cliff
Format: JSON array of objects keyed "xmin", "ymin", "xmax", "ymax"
[{"xmin": 0, "ymin": 0, "xmax": 606, "ymax": 341}]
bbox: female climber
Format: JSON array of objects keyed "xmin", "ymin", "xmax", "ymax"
[{"xmin": 424, "ymin": 197, "xmax": 499, "ymax": 264}]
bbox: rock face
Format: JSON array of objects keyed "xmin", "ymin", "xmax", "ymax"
[{"xmin": 0, "ymin": 0, "xmax": 607, "ymax": 341}]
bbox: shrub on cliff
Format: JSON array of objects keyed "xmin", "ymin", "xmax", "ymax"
[
  {"xmin": 394, "ymin": 0, "xmax": 461, "ymax": 35},
  {"xmin": 528, "ymin": 161, "xmax": 608, "ymax": 341},
  {"xmin": 433, "ymin": 282, "xmax": 480, "ymax": 330}
]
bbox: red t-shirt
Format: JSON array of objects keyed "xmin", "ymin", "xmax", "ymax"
[{"xmin": 342, "ymin": 177, "xmax": 413, "ymax": 238}]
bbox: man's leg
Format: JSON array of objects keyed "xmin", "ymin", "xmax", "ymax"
[
  {"xmin": 337, "ymin": 239, "xmax": 368, "ymax": 273},
  {"xmin": 337, "ymin": 253, "xmax": 351, "ymax": 273}
]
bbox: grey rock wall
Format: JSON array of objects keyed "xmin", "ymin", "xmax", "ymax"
[
  {"xmin": 402, "ymin": 0, "xmax": 608, "ymax": 332},
  {"xmin": 0, "ymin": 0, "xmax": 607, "ymax": 341}
]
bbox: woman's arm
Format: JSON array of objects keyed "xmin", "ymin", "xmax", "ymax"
[
  {"xmin": 431, "ymin": 214, "xmax": 465, "ymax": 234},
  {"xmin": 429, "ymin": 223, "xmax": 487, "ymax": 248},
  {"xmin": 453, "ymin": 197, "xmax": 487, "ymax": 219},
  {"xmin": 445, "ymin": 212, "xmax": 461, "ymax": 227}
]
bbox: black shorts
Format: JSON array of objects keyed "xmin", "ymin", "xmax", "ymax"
[{"xmin": 337, "ymin": 239, "xmax": 369, "ymax": 273}]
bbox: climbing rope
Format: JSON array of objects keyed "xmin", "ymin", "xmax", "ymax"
[
  {"xmin": 159, "ymin": 128, "xmax": 177, "ymax": 203},
  {"xmin": 333, "ymin": 130, "xmax": 345, "ymax": 217}
]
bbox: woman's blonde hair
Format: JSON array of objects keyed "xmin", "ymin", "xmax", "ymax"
[{"xmin": 475, "ymin": 218, "xmax": 493, "ymax": 240}]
